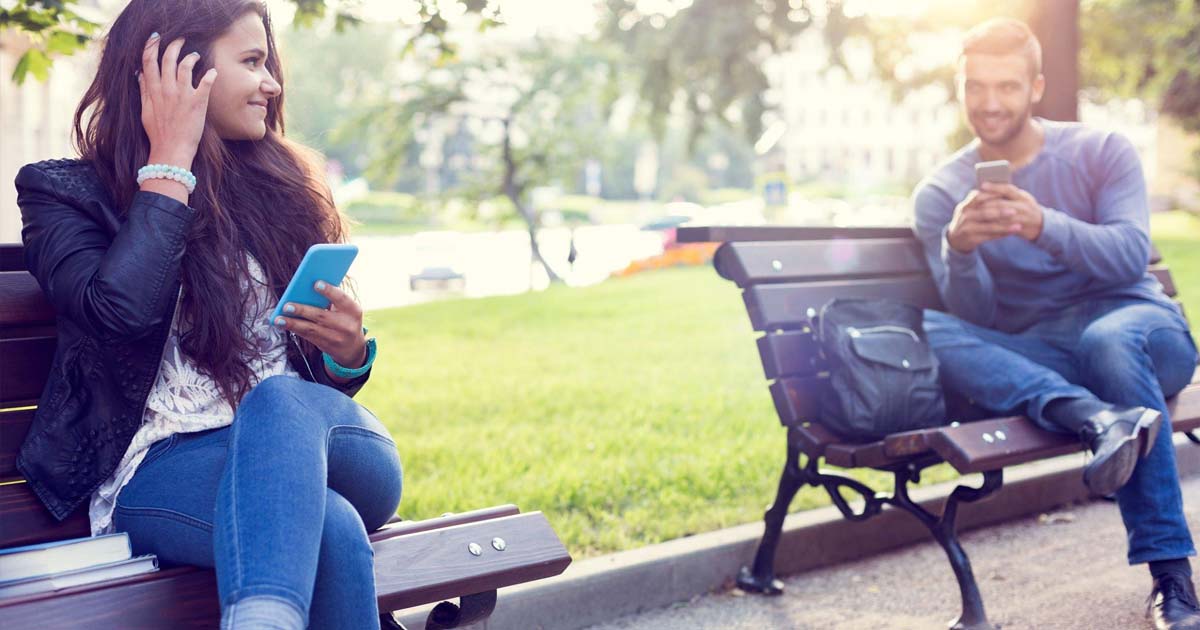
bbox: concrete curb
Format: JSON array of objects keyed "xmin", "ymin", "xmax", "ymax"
[{"xmin": 396, "ymin": 435, "xmax": 1200, "ymax": 630}]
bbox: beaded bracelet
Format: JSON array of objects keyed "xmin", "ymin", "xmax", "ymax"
[{"xmin": 137, "ymin": 164, "xmax": 197, "ymax": 194}]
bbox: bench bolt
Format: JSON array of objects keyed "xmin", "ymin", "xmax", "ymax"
[
  {"xmin": 771, "ymin": 259, "xmax": 783, "ymax": 271},
  {"xmin": 468, "ymin": 543, "xmax": 483, "ymax": 556},
  {"xmin": 492, "ymin": 537, "xmax": 507, "ymax": 551}
]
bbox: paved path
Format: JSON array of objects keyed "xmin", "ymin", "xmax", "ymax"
[{"xmin": 586, "ymin": 476, "xmax": 1200, "ymax": 630}]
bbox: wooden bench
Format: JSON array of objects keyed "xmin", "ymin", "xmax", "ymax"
[
  {"xmin": 0, "ymin": 243, "xmax": 572, "ymax": 629},
  {"xmin": 679, "ymin": 225, "xmax": 1200, "ymax": 630}
]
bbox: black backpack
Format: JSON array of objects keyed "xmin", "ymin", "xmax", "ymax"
[{"xmin": 815, "ymin": 298, "xmax": 947, "ymax": 441}]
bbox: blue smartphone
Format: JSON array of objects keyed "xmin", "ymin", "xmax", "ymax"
[{"xmin": 269, "ymin": 243, "xmax": 359, "ymax": 324}]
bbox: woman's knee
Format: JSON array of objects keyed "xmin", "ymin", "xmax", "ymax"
[
  {"xmin": 326, "ymin": 428, "xmax": 402, "ymax": 531},
  {"xmin": 319, "ymin": 490, "xmax": 373, "ymax": 562}
]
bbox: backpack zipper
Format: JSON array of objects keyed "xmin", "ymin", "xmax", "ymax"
[{"xmin": 847, "ymin": 325, "xmax": 920, "ymax": 342}]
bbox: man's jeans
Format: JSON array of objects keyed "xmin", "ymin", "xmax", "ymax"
[
  {"xmin": 924, "ymin": 297, "xmax": 1198, "ymax": 565},
  {"xmin": 113, "ymin": 375, "xmax": 403, "ymax": 629}
]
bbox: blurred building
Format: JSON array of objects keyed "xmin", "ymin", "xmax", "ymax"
[
  {"xmin": 1, "ymin": 0, "xmax": 113, "ymax": 245},
  {"xmin": 766, "ymin": 30, "xmax": 1159, "ymax": 192},
  {"xmin": 766, "ymin": 31, "xmax": 960, "ymax": 188}
]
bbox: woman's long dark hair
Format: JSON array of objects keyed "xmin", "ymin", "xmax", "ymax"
[{"xmin": 73, "ymin": 0, "xmax": 349, "ymax": 408}]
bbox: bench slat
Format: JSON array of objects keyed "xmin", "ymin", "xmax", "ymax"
[
  {"xmin": 678, "ymin": 226, "xmax": 916, "ymax": 244},
  {"xmin": 744, "ymin": 276, "xmax": 943, "ymax": 331},
  {"xmin": 757, "ymin": 331, "xmax": 820, "ymax": 379},
  {"xmin": 0, "ymin": 509, "xmax": 572, "ymax": 628},
  {"xmin": 714, "ymin": 239, "xmax": 928, "ymax": 288},
  {"xmin": 0, "ymin": 337, "xmax": 54, "ymax": 408},
  {"xmin": 769, "ymin": 377, "xmax": 822, "ymax": 427},
  {"xmin": 0, "ymin": 245, "xmax": 24, "ymax": 274},
  {"xmin": 0, "ymin": 482, "xmax": 91, "ymax": 548},
  {"xmin": 375, "ymin": 511, "xmax": 571, "ymax": 612},
  {"xmin": 1150, "ymin": 265, "xmax": 1177, "ymax": 297},
  {"xmin": 0, "ymin": 408, "xmax": 35, "ymax": 479},
  {"xmin": 0, "ymin": 272, "xmax": 53, "ymax": 330},
  {"xmin": 926, "ymin": 380, "xmax": 1200, "ymax": 474}
]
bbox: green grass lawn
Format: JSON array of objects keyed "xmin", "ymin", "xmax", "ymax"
[
  {"xmin": 1151, "ymin": 211, "xmax": 1200, "ymax": 329},
  {"xmin": 357, "ymin": 211, "xmax": 1200, "ymax": 559}
]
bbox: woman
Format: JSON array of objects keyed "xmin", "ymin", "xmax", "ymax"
[{"xmin": 15, "ymin": 1, "xmax": 402, "ymax": 628}]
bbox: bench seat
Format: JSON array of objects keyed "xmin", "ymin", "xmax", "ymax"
[
  {"xmin": 0, "ymin": 505, "xmax": 569, "ymax": 628},
  {"xmin": 0, "ymin": 243, "xmax": 571, "ymax": 628},
  {"xmin": 681, "ymin": 224, "xmax": 1199, "ymax": 630},
  {"xmin": 787, "ymin": 372, "xmax": 1200, "ymax": 473}
]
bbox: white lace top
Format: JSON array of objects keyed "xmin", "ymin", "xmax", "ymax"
[{"xmin": 89, "ymin": 255, "xmax": 299, "ymax": 535}]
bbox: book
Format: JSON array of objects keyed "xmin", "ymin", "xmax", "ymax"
[
  {"xmin": 0, "ymin": 555, "xmax": 159, "ymax": 599},
  {"xmin": 0, "ymin": 532, "xmax": 131, "ymax": 583}
]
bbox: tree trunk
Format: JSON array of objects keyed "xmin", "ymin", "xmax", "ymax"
[
  {"xmin": 501, "ymin": 116, "xmax": 562, "ymax": 284},
  {"xmin": 1027, "ymin": 0, "xmax": 1079, "ymax": 122}
]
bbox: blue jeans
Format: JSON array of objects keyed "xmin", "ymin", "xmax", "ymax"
[
  {"xmin": 113, "ymin": 375, "xmax": 403, "ymax": 629},
  {"xmin": 924, "ymin": 298, "xmax": 1198, "ymax": 565}
]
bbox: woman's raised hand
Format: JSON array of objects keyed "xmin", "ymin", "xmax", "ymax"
[{"xmin": 138, "ymin": 34, "xmax": 217, "ymax": 177}]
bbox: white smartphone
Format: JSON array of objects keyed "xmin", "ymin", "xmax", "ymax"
[{"xmin": 974, "ymin": 159, "xmax": 1012, "ymax": 187}]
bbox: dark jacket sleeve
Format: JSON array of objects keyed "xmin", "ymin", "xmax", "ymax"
[
  {"xmin": 309, "ymin": 347, "xmax": 371, "ymax": 398},
  {"xmin": 17, "ymin": 163, "xmax": 199, "ymax": 342}
]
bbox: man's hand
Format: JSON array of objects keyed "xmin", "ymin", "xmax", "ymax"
[
  {"xmin": 946, "ymin": 182, "xmax": 1045, "ymax": 253},
  {"xmin": 978, "ymin": 181, "xmax": 1044, "ymax": 242},
  {"xmin": 946, "ymin": 189, "xmax": 1022, "ymax": 253}
]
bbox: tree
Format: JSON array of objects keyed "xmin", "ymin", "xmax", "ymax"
[
  {"xmin": 346, "ymin": 39, "xmax": 623, "ymax": 282},
  {"xmin": 1081, "ymin": 0, "xmax": 1200, "ymax": 131},
  {"xmin": 0, "ymin": 0, "xmax": 492, "ymax": 83}
]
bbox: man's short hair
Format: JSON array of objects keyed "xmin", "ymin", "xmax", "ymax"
[{"xmin": 960, "ymin": 18, "xmax": 1043, "ymax": 78}]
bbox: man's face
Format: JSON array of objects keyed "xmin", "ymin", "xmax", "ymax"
[{"xmin": 956, "ymin": 53, "xmax": 1044, "ymax": 146}]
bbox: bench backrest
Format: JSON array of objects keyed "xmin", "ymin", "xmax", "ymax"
[
  {"xmin": 678, "ymin": 226, "xmax": 1179, "ymax": 433},
  {"xmin": 1, "ymin": 243, "xmax": 91, "ymax": 548}
]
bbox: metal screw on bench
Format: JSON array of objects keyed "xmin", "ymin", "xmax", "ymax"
[
  {"xmin": 491, "ymin": 537, "xmax": 507, "ymax": 551},
  {"xmin": 901, "ymin": 359, "xmax": 910, "ymax": 369},
  {"xmin": 771, "ymin": 259, "xmax": 783, "ymax": 271},
  {"xmin": 983, "ymin": 433, "xmax": 995, "ymax": 444},
  {"xmin": 995, "ymin": 430, "xmax": 1007, "ymax": 441},
  {"xmin": 468, "ymin": 543, "xmax": 483, "ymax": 556}
]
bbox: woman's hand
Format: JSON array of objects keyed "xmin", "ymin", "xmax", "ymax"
[
  {"xmin": 138, "ymin": 34, "xmax": 217, "ymax": 180},
  {"xmin": 275, "ymin": 282, "xmax": 368, "ymax": 376}
]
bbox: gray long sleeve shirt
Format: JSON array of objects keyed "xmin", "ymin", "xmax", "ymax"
[{"xmin": 912, "ymin": 118, "xmax": 1174, "ymax": 333}]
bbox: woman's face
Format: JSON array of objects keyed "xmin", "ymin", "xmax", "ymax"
[{"xmin": 205, "ymin": 12, "xmax": 281, "ymax": 141}]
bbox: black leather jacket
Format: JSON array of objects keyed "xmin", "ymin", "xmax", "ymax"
[{"xmin": 15, "ymin": 159, "xmax": 370, "ymax": 521}]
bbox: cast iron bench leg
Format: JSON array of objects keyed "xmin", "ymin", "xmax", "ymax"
[
  {"xmin": 380, "ymin": 591, "xmax": 498, "ymax": 630},
  {"xmin": 425, "ymin": 591, "xmax": 498, "ymax": 629},
  {"xmin": 891, "ymin": 468, "xmax": 1004, "ymax": 630},
  {"xmin": 737, "ymin": 439, "xmax": 804, "ymax": 595}
]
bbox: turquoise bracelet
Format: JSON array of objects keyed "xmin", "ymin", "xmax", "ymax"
[
  {"xmin": 322, "ymin": 327, "xmax": 376, "ymax": 379},
  {"xmin": 137, "ymin": 164, "xmax": 197, "ymax": 194}
]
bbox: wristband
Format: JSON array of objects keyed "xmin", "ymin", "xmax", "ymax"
[
  {"xmin": 137, "ymin": 164, "xmax": 197, "ymax": 194},
  {"xmin": 322, "ymin": 327, "xmax": 376, "ymax": 379}
]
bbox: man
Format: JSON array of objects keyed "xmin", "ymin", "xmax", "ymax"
[{"xmin": 913, "ymin": 18, "xmax": 1200, "ymax": 629}]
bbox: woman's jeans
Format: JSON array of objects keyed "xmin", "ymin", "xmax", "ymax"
[
  {"xmin": 113, "ymin": 375, "xmax": 403, "ymax": 629},
  {"xmin": 924, "ymin": 297, "xmax": 1198, "ymax": 565}
]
